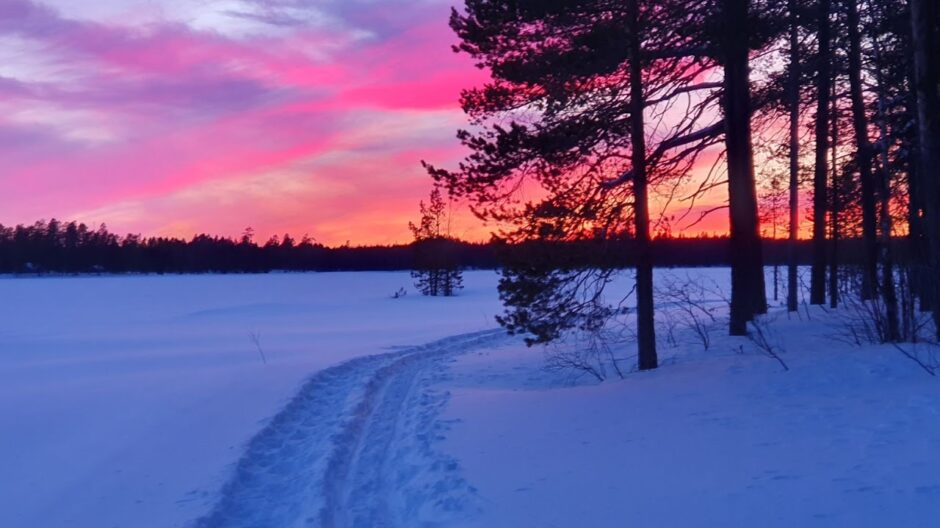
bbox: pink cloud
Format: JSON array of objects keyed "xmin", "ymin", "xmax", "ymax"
[
  {"xmin": 0, "ymin": 0, "xmax": 491, "ymax": 245},
  {"xmin": 0, "ymin": 1, "xmax": 728, "ymax": 247}
]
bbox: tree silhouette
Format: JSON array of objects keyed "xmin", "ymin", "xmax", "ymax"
[
  {"xmin": 409, "ymin": 187, "xmax": 464, "ymax": 296},
  {"xmin": 428, "ymin": 0, "xmax": 733, "ymax": 369}
]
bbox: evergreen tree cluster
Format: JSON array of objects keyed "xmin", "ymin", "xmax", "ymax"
[
  {"xmin": 0, "ymin": 219, "xmax": 487, "ymax": 274},
  {"xmin": 409, "ymin": 187, "xmax": 464, "ymax": 296},
  {"xmin": 0, "ymin": 218, "xmax": 830, "ymax": 276},
  {"xmin": 427, "ymin": 0, "xmax": 940, "ymax": 373}
]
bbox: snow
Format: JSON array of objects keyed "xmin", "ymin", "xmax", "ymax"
[
  {"xmin": 0, "ymin": 272, "xmax": 504, "ymax": 528},
  {"xmin": 2, "ymin": 269, "xmax": 940, "ymax": 527},
  {"xmin": 444, "ymin": 319, "xmax": 940, "ymax": 527}
]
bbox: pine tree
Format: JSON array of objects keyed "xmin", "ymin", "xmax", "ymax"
[
  {"xmin": 910, "ymin": 0, "xmax": 940, "ymax": 337},
  {"xmin": 787, "ymin": 0, "xmax": 802, "ymax": 313},
  {"xmin": 409, "ymin": 187, "xmax": 464, "ymax": 297},
  {"xmin": 720, "ymin": 0, "xmax": 769, "ymax": 334},
  {"xmin": 428, "ymin": 0, "xmax": 733, "ymax": 370},
  {"xmin": 810, "ymin": 0, "xmax": 832, "ymax": 305}
]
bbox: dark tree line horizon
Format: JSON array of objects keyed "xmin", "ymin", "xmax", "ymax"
[
  {"xmin": 425, "ymin": 0, "xmax": 940, "ymax": 372},
  {"xmin": 0, "ymin": 217, "xmax": 883, "ymax": 275}
]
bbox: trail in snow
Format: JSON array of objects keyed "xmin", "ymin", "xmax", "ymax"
[{"xmin": 195, "ymin": 329, "xmax": 507, "ymax": 528}]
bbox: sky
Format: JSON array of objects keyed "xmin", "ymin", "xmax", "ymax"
[{"xmin": 0, "ymin": 0, "xmax": 733, "ymax": 246}]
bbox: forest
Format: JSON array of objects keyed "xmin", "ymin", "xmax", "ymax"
[
  {"xmin": 0, "ymin": 218, "xmax": 836, "ymax": 274},
  {"xmin": 420, "ymin": 0, "xmax": 940, "ymax": 371}
]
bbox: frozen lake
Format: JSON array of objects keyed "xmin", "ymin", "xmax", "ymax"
[{"xmin": 0, "ymin": 271, "xmax": 505, "ymax": 527}]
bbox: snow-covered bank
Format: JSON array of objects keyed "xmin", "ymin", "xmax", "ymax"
[
  {"xmin": 442, "ymin": 307, "xmax": 940, "ymax": 527},
  {"xmin": 0, "ymin": 272, "xmax": 504, "ymax": 528}
]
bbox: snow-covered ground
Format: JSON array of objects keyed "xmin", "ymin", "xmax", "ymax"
[
  {"xmin": 2, "ymin": 270, "xmax": 939, "ymax": 527},
  {"xmin": 445, "ymin": 314, "xmax": 940, "ymax": 527},
  {"xmin": 0, "ymin": 272, "xmax": 504, "ymax": 528}
]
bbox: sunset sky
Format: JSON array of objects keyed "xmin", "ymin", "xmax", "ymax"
[{"xmin": 1, "ymin": 0, "xmax": 734, "ymax": 246}]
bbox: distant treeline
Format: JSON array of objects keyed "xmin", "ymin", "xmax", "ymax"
[{"xmin": 0, "ymin": 219, "xmax": 886, "ymax": 274}]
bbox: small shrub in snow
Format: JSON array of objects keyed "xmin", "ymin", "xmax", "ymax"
[
  {"xmin": 834, "ymin": 268, "xmax": 934, "ymax": 345},
  {"xmin": 656, "ymin": 273, "xmax": 720, "ymax": 350},
  {"xmin": 544, "ymin": 325, "xmax": 630, "ymax": 382},
  {"xmin": 747, "ymin": 316, "xmax": 788, "ymax": 371}
]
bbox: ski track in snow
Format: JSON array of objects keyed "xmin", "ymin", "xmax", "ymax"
[{"xmin": 195, "ymin": 329, "xmax": 507, "ymax": 528}]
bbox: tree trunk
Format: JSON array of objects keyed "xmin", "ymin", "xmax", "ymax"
[
  {"xmin": 811, "ymin": 0, "xmax": 831, "ymax": 305},
  {"xmin": 829, "ymin": 78, "xmax": 841, "ymax": 308},
  {"xmin": 627, "ymin": 0, "xmax": 657, "ymax": 370},
  {"xmin": 723, "ymin": 0, "xmax": 767, "ymax": 336},
  {"xmin": 910, "ymin": 0, "xmax": 940, "ymax": 338},
  {"xmin": 907, "ymin": 111, "xmax": 929, "ymax": 311},
  {"xmin": 906, "ymin": 7, "xmax": 930, "ymax": 312},
  {"xmin": 872, "ymin": 34, "xmax": 900, "ymax": 341},
  {"xmin": 773, "ymin": 264, "xmax": 779, "ymax": 301},
  {"xmin": 846, "ymin": 0, "xmax": 879, "ymax": 300},
  {"xmin": 787, "ymin": 0, "xmax": 800, "ymax": 313}
]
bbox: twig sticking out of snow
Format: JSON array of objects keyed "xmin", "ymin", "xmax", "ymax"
[
  {"xmin": 747, "ymin": 318, "xmax": 789, "ymax": 372},
  {"xmin": 249, "ymin": 331, "xmax": 267, "ymax": 364},
  {"xmin": 890, "ymin": 343, "xmax": 936, "ymax": 377}
]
